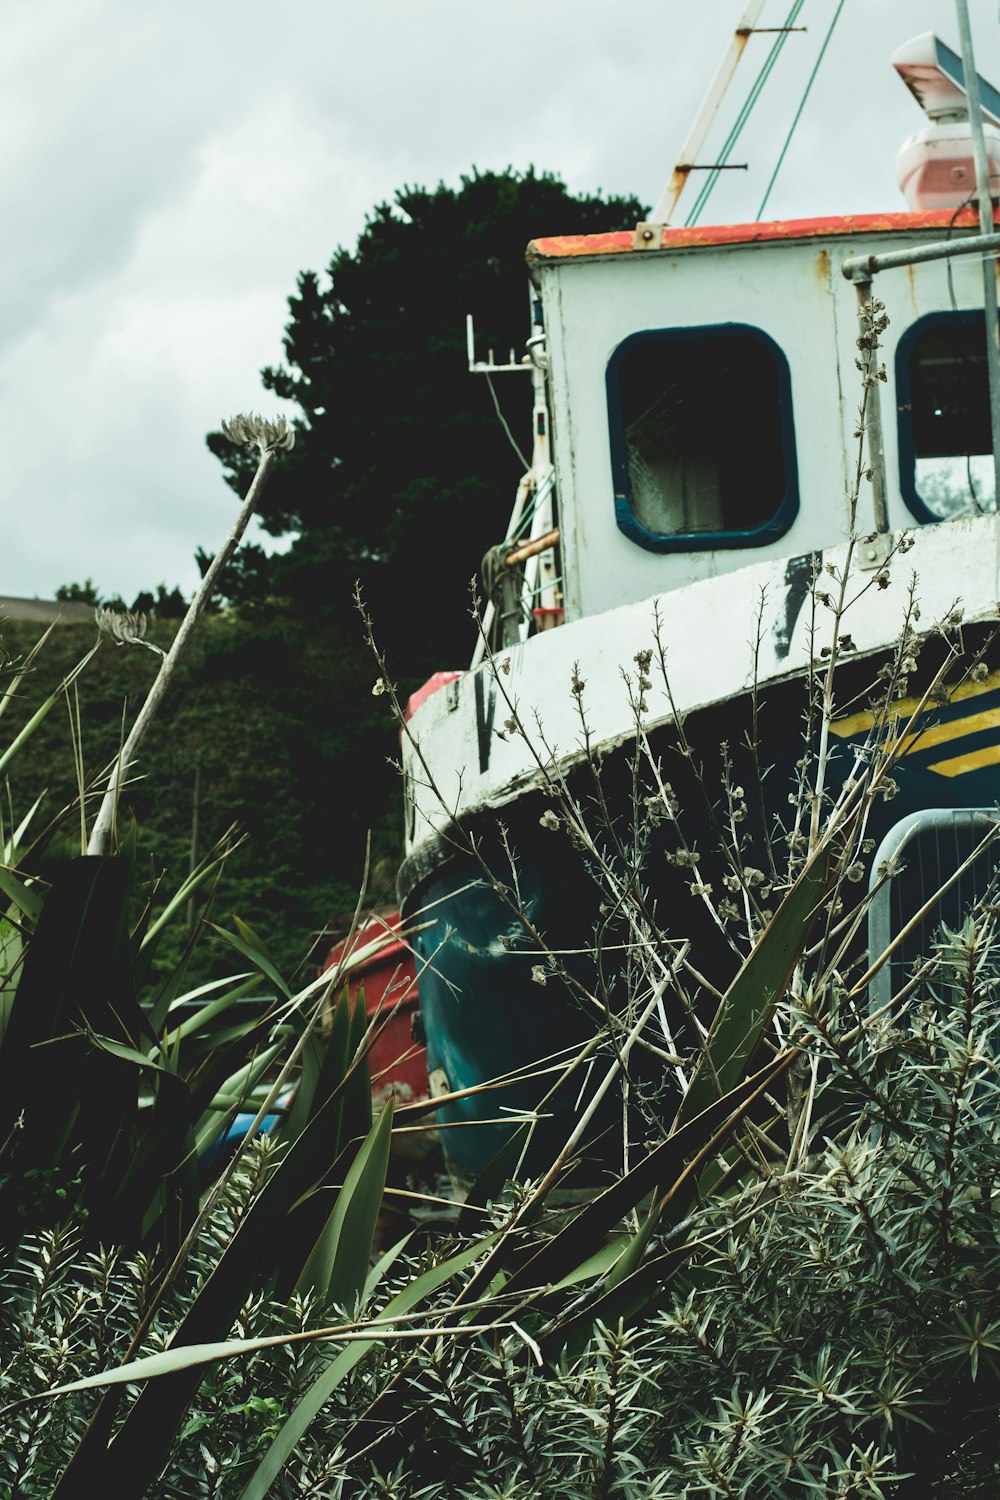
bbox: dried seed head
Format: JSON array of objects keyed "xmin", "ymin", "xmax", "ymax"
[
  {"xmin": 530, "ymin": 965, "xmax": 548, "ymax": 987},
  {"xmin": 666, "ymin": 847, "xmax": 699, "ymax": 868},
  {"xmin": 95, "ymin": 607, "xmax": 167, "ymax": 659},
  {"xmin": 221, "ymin": 412, "xmax": 295, "ymax": 454},
  {"xmin": 538, "ymin": 809, "xmax": 560, "ymax": 831},
  {"xmin": 971, "ymin": 662, "xmax": 990, "ymax": 682}
]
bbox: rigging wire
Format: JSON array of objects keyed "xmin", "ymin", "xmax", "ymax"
[
  {"xmin": 685, "ymin": 0, "xmax": 807, "ymax": 227},
  {"xmin": 756, "ymin": 0, "xmax": 846, "ymax": 219},
  {"xmin": 510, "ymin": 470, "xmax": 555, "ymax": 542},
  {"xmin": 485, "ymin": 370, "xmax": 530, "ymax": 471}
]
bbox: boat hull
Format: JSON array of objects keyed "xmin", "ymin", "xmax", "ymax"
[{"xmin": 401, "ymin": 636, "xmax": 1000, "ymax": 1185}]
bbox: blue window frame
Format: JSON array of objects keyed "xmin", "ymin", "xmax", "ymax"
[
  {"xmin": 896, "ymin": 311, "xmax": 997, "ymax": 523},
  {"xmin": 606, "ymin": 324, "xmax": 799, "ymax": 553}
]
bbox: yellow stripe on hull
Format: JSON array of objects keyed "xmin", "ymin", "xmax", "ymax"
[
  {"xmin": 830, "ymin": 668, "xmax": 1000, "ymax": 740},
  {"xmin": 927, "ymin": 744, "xmax": 1000, "ymax": 778},
  {"xmin": 829, "ymin": 669, "xmax": 1000, "ymax": 776}
]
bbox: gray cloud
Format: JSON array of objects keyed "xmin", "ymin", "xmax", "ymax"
[{"xmin": 2, "ymin": 0, "xmax": 997, "ymax": 602}]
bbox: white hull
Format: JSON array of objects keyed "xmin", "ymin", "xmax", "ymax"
[{"xmin": 403, "ymin": 514, "xmax": 999, "ymax": 856}]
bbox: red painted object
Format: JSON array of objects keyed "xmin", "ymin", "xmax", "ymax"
[
  {"xmin": 321, "ymin": 910, "xmax": 428, "ymax": 1112},
  {"xmin": 405, "ymin": 670, "xmax": 463, "ymax": 722},
  {"xmin": 528, "ymin": 204, "xmax": 1000, "ymax": 261}
]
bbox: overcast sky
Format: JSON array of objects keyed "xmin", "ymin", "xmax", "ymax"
[{"xmin": 4, "ymin": 0, "xmax": 998, "ymax": 603}]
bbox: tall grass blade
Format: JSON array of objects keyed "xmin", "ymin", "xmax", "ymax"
[
  {"xmin": 0, "ymin": 642, "xmax": 99, "ymax": 778},
  {"xmin": 296, "ymin": 1097, "xmax": 394, "ymax": 1303},
  {"xmin": 210, "ymin": 915, "xmax": 292, "ymax": 1001}
]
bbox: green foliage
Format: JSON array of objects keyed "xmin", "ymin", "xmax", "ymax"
[
  {"xmin": 4, "ymin": 922, "xmax": 1000, "ymax": 1495},
  {"xmin": 54, "ymin": 580, "xmax": 101, "ymax": 605},
  {"xmin": 0, "ymin": 615, "xmax": 404, "ymax": 1491},
  {"xmin": 0, "ymin": 676, "xmax": 398, "ymax": 1490},
  {"xmin": 0, "ymin": 611, "xmax": 387, "ymax": 985},
  {"xmin": 131, "ymin": 584, "xmax": 189, "ymax": 620}
]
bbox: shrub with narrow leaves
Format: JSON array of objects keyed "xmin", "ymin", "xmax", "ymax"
[{"xmin": 3, "ymin": 921, "xmax": 999, "ymax": 1497}]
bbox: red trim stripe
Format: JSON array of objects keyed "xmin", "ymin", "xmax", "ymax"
[{"xmin": 528, "ymin": 206, "xmax": 1000, "ymax": 261}]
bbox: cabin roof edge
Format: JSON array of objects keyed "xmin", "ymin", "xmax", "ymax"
[{"xmin": 527, "ymin": 205, "xmax": 1000, "ymax": 262}]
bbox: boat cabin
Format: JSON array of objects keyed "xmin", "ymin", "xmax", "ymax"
[
  {"xmin": 522, "ymin": 31, "xmax": 1000, "ymax": 626},
  {"xmin": 530, "ymin": 210, "xmax": 998, "ymax": 623}
]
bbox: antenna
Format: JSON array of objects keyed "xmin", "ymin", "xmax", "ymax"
[{"xmin": 466, "ymin": 313, "xmax": 528, "ymax": 375}]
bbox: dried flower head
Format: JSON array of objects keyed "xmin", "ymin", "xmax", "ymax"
[
  {"xmin": 221, "ymin": 412, "xmax": 295, "ymax": 455},
  {"xmin": 538, "ymin": 809, "xmax": 560, "ymax": 831},
  {"xmin": 95, "ymin": 606, "xmax": 167, "ymax": 659}
]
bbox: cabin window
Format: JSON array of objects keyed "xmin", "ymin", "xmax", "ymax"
[
  {"xmin": 606, "ymin": 324, "xmax": 797, "ymax": 552},
  {"xmin": 897, "ymin": 313, "xmax": 997, "ymax": 521}
]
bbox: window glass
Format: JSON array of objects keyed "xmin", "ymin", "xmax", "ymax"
[
  {"xmin": 610, "ymin": 327, "xmax": 792, "ymax": 548},
  {"xmin": 907, "ymin": 320, "xmax": 996, "ymax": 518}
]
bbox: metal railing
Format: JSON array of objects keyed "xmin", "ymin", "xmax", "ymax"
[{"xmin": 867, "ymin": 806, "xmax": 1000, "ymax": 1013}]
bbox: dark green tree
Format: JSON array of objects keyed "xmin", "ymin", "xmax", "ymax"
[
  {"xmin": 207, "ymin": 168, "xmax": 646, "ymax": 674},
  {"xmin": 55, "ymin": 579, "xmax": 101, "ymax": 605}
]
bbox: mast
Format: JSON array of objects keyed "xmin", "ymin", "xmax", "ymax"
[
  {"xmin": 954, "ymin": 0, "xmax": 1000, "ymax": 509},
  {"xmin": 646, "ymin": 0, "xmax": 767, "ymax": 227}
]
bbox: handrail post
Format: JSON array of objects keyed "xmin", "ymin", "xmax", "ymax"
[{"xmin": 955, "ymin": 0, "xmax": 1000, "ymax": 507}]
